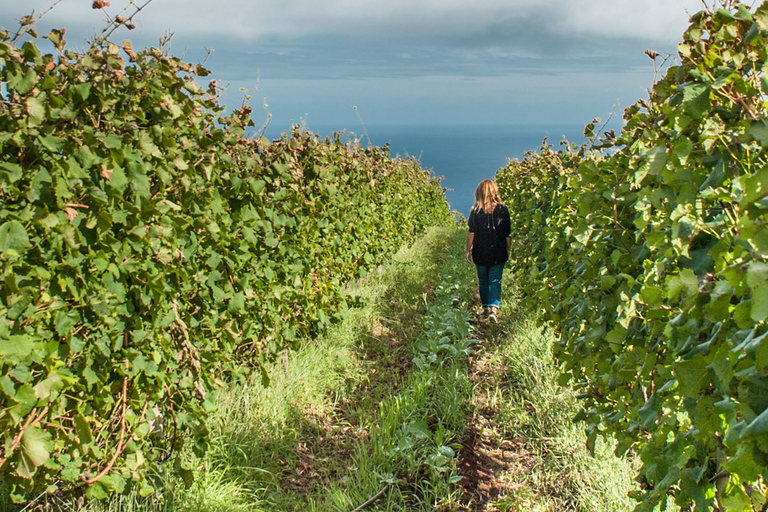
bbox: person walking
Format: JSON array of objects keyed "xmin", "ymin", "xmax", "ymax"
[{"xmin": 465, "ymin": 179, "xmax": 511, "ymax": 323}]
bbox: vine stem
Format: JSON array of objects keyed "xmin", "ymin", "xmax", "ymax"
[
  {"xmin": 81, "ymin": 358, "xmax": 131, "ymax": 485},
  {"xmin": 349, "ymin": 482, "xmax": 391, "ymax": 512},
  {"xmin": 98, "ymin": 0, "xmax": 156, "ymax": 42},
  {"xmin": 10, "ymin": 0, "xmax": 65, "ymax": 43}
]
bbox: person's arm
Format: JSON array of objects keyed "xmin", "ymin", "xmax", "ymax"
[
  {"xmin": 466, "ymin": 232, "xmax": 474, "ymax": 264},
  {"xmin": 502, "ymin": 205, "xmax": 512, "ymax": 257}
]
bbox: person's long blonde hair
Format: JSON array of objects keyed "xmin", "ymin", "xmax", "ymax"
[{"xmin": 472, "ymin": 179, "xmax": 502, "ymax": 214}]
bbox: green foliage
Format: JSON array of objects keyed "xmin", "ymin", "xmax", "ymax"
[
  {"xmin": 0, "ymin": 27, "xmax": 451, "ymax": 503},
  {"xmin": 497, "ymin": 2, "xmax": 768, "ymax": 510}
]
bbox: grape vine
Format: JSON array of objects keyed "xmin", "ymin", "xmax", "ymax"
[
  {"xmin": 498, "ymin": 2, "xmax": 768, "ymax": 510},
  {"xmin": 0, "ymin": 25, "xmax": 451, "ymax": 502}
]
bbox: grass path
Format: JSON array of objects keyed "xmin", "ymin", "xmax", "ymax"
[{"xmin": 69, "ymin": 227, "xmax": 638, "ymax": 512}]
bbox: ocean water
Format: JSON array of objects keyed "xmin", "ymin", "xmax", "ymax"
[{"xmin": 264, "ymin": 124, "xmax": 588, "ymax": 217}]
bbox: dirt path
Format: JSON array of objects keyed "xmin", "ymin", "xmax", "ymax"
[{"xmin": 455, "ymin": 319, "xmax": 551, "ymax": 512}]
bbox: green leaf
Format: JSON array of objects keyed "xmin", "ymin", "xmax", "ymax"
[
  {"xmin": 748, "ymin": 119, "xmax": 768, "ymax": 147},
  {"xmin": 674, "ymin": 356, "xmax": 710, "ymax": 398},
  {"xmin": 74, "ymin": 414, "xmax": 94, "ymax": 446},
  {"xmin": 74, "ymin": 145, "xmax": 98, "ymax": 169},
  {"xmin": 38, "ymin": 134, "xmax": 65, "ymax": 152},
  {"xmin": 26, "ymin": 96, "xmax": 46, "ymax": 123},
  {"xmin": 103, "ymin": 134, "xmax": 123, "ymax": 149},
  {"xmin": 681, "ymin": 83, "xmax": 711, "ymax": 119},
  {"xmin": 249, "ymin": 179, "xmax": 266, "ymax": 196},
  {"xmin": 82, "ymin": 367, "xmax": 99, "ymax": 386},
  {"xmin": 0, "ymin": 162, "xmax": 23, "ymax": 184},
  {"xmin": 638, "ymin": 394, "xmax": 660, "ymax": 428},
  {"xmin": 33, "ymin": 372, "xmax": 61, "ymax": 400},
  {"xmin": 228, "ymin": 292, "xmax": 245, "ymax": 314},
  {"xmin": 747, "ymin": 262, "xmax": 768, "ymax": 322},
  {"xmin": 85, "ymin": 481, "xmax": 109, "ymax": 500},
  {"xmin": 0, "ymin": 335, "xmax": 35, "ymax": 364},
  {"xmin": 744, "ymin": 406, "xmax": 768, "ymax": 437},
  {"xmin": 12, "ymin": 68, "xmax": 37, "ymax": 95},
  {"xmin": 0, "ymin": 220, "xmax": 31, "ymax": 254},
  {"xmin": 18, "ymin": 427, "xmax": 52, "ymax": 478},
  {"xmin": 137, "ymin": 131, "xmax": 162, "ymax": 158},
  {"xmin": 73, "ymin": 83, "xmax": 91, "ymax": 102},
  {"xmin": 405, "ymin": 420, "xmax": 431, "ymax": 439},
  {"xmin": 55, "ymin": 310, "xmax": 79, "ymax": 337},
  {"xmin": 742, "ymin": 165, "xmax": 768, "ymax": 205},
  {"xmin": 105, "ymin": 166, "xmax": 128, "ymax": 192}
]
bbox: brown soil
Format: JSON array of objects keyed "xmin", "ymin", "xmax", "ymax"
[{"xmin": 454, "ymin": 317, "xmax": 544, "ymax": 512}]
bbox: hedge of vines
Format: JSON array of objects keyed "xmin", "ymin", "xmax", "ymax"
[
  {"xmin": 0, "ymin": 28, "xmax": 451, "ymax": 501},
  {"xmin": 498, "ymin": 2, "xmax": 768, "ymax": 511}
]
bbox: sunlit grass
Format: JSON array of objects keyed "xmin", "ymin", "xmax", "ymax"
[{"xmin": 482, "ymin": 296, "xmax": 638, "ymax": 512}]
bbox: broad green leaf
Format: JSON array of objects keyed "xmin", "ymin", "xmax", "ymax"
[
  {"xmin": 745, "ymin": 406, "xmax": 768, "ymax": 437},
  {"xmin": 0, "ymin": 220, "xmax": 31, "ymax": 254},
  {"xmin": 742, "ymin": 165, "xmax": 768, "ymax": 205},
  {"xmin": 73, "ymin": 83, "xmax": 91, "ymax": 102},
  {"xmin": 0, "ymin": 335, "xmax": 34, "ymax": 364},
  {"xmin": 137, "ymin": 131, "xmax": 162, "ymax": 158},
  {"xmin": 674, "ymin": 356, "xmax": 710, "ymax": 398},
  {"xmin": 18, "ymin": 427, "xmax": 52, "ymax": 478},
  {"xmin": 12, "ymin": 68, "xmax": 37, "ymax": 95},
  {"xmin": 249, "ymin": 179, "xmax": 266, "ymax": 196},
  {"xmin": 0, "ymin": 162, "xmax": 23, "ymax": 184},
  {"xmin": 26, "ymin": 96, "xmax": 46, "ymax": 123},
  {"xmin": 85, "ymin": 481, "xmax": 109, "ymax": 500},
  {"xmin": 228, "ymin": 292, "xmax": 245, "ymax": 314},
  {"xmin": 38, "ymin": 134, "xmax": 65, "ymax": 152},
  {"xmin": 638, "ymin": 394, "xmax": 660, "ymax": 428},
  {"xmin": 55, "ymin": 310, "xmax": 79, "ymax": 337},
  {"xmin": 103, "ymin": 134, "xmax": 123, "ymax": 149},
  {"xmin": 82, "ymin": 367, "xmax": 99, "ymax": 386},
  {"xmin": 106, "ymin": 167, "xmax": 128, "ymax": 192},
  {"xmin": 749, "ymin": 119, "xmax": 768, "ymax": 147},
  {"xmin": 33, "ymin": 372, "xmax": 61, "ymax": 400},
  {"xmin": 681, "ymin": 83, "xmax": 711, "ymax": 119},
  {"xmin": 405, "ymin": 420, "xmax": 431, "ymax": 439},
  {"xmin": 74, "ymin": 145, "xmax": 98, "ymax": 169}
]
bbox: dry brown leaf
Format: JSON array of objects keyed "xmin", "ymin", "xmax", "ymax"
[
  {"xmin": 65, "ymin": 208, "xmax": 78, "ymax": 222},
  {"xmin": 644, "ymin": 49, "xmax": 660, "ymax": 60},
  {"xmin": 92, "ymin": 0, "xmax": 110, "ymax": 9},
  {"xmin": 123, "ymin": 41, "xmax": 136, "ymax": 61}
]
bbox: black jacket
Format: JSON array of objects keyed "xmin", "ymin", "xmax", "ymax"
[{"xmin": 468, "ymin": 203, "xmax": 511, "ymax": 266}]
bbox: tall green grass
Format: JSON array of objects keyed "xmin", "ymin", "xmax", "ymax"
[{"xmin": 479, "ymin": 295, "xmax": 638, "ymax": 512}]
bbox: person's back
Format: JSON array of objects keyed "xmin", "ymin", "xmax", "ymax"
[{"xmin": 465, "ymin": 180, "xmax": 511, "ymax": 323}]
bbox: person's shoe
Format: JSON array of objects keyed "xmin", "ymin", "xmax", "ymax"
[{"xmin": 488, "ymin": 308, "xmax": 498, "ymax": 323}]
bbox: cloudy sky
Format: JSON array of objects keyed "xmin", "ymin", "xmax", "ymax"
[{"xmin": 2, "ymin": 0, "xmax": 714, "ymax": 135}]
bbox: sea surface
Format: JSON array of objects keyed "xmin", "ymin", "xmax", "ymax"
[{"xmin": 264, "ymin": 124, "xmax": 588, "ymax": 218}]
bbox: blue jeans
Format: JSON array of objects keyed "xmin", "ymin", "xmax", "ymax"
[{"xmin": 475, "ymin": 262, "xmax": 505, "ymax": 309}]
